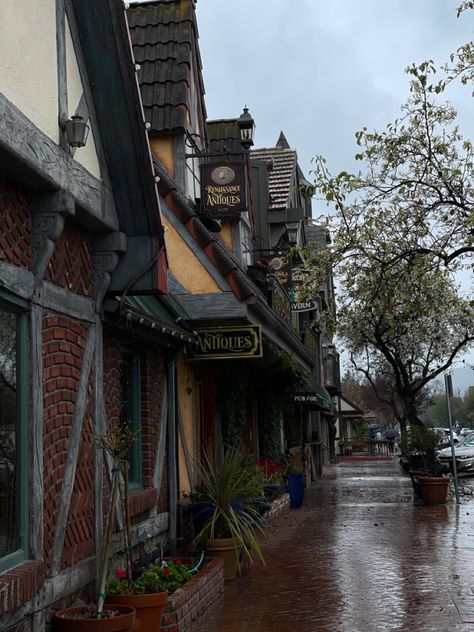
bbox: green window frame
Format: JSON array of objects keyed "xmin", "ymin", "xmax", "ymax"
[
  {"xmin": 0, "ymin": 290, "xmax": 29, "ymax": 572},
  {"xmin": 120, "ymin": 350, "xmax": 142, "ymax": 489}
]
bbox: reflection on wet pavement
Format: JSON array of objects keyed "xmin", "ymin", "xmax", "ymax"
[{"xmin": 191, "ymin": 459, "xmax": 474, "ymax": 632}]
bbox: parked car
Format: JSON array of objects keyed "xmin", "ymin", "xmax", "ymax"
[
  {"xmin": 432, "ymin": 427, "xmax": 459, "ymax": 446},
  {"xmin": 436, "ymin": 433, "xmax": 474, "ymax": 474}
]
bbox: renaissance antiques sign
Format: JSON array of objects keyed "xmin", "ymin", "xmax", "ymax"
[
  {"xmin": 200, "ymin": 162, "xmax": 246, "ymax": 219},
  {"xmin": 192, "ymin": 326, "xmax": 262, "ymax": 360}
]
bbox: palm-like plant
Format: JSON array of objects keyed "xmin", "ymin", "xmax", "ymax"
[{"xmin": 193, "ymin": 447, "xmax": 265, "ymax": 567}]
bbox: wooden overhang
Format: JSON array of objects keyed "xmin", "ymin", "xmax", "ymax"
[{"xmin": 71, "ymin": 0, "xmax": 167, "ymax": 294}]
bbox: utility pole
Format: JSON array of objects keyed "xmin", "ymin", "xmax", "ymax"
[{"xmin": 445, "ymin": 373, "xmax": 459, "ymax": 504}]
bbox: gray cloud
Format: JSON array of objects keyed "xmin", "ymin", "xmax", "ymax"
[{"xmin": 197, "ymin": 0, "xmax": 474, "ymax": 177}]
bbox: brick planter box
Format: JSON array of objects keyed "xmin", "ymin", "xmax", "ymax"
[
  {"xmin": 264, "ymin": 492, "xmax": 289, "ymax": 521},
  {"xmin": 160, "ymin": 557, "xmax": 223, "ymax": 631}
]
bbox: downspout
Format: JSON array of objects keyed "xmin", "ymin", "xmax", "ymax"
[{"xmin": 167, "ymin": 344, "xmax": 185, "ymax": 556}]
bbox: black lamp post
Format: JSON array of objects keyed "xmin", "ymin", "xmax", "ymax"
[{"xmin": 237, "ymin": 106, "xmax": 255, "ymax": 151}]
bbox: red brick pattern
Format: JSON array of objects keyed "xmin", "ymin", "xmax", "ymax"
[
  {"xmin": 161, "ymin": 558, "xmax": 224, "ymax": 631},
  {"xmin": 0, "ymin": 178, "xmax": 32, "ymax": 269},
  {"xmin": 42, "ymin": 314, "xmax": 89, "ymax": 571},
  {"xmin": 141, "ymin": 351, "xmax": 166, "ymax": 488},
  {"xmin": 44, "ymin": 220, "xmax": 93, "ymax": 296},
  {"xmin": 0, "ymin": 561, "xmax": 45, "ymax": 615},
  {"xmin": 103, "ymin": 333, "xmax": 168, "ymax": 516},
  {"xmin": 61, "ymin": 375, "xmax": 95, "ymax": 570}
]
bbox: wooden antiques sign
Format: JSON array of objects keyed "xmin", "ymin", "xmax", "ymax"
[
  {"xmin": 200, "ymin": 162, "xmax": 246, "ymax": 219},
  {"xmin": 192, "ymin": 326, "xmax": 262, "ymax": 360}
]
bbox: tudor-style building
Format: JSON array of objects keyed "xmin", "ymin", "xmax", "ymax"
[
  {"xmin": 127, "ymin": 0, "xmax": 340, "ymax": 498},
  {"xmin": 0, "ymin": 1, "xmax": 189, "ymax": 629}
]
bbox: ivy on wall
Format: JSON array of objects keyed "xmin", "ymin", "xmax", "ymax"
[
  {"xmin": 215, "ymin": 363, "xmax": 248, "ymax": 448},
  {"xmin": 214, "ymin": 350, "xmax": 312, "ymax": 459}
]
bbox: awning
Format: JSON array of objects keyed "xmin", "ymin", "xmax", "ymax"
[
  {"xmin": 294, "ymin": 378, "xmax": 333, "ymax": 411},
  {"xmin": 104, "ymin": 295, "xmax": 198, "ymax": 345}
]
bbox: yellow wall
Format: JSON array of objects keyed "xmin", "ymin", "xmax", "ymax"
[
  {"xmin": 150, "ymin": 137, "xmax": 174, "ymax": 177},
  {"xmin": 219, "ymin": 224, "xmax": 233, "ymax": 251},
  {"xmin": 163, "ymin": 216, "xmax": 221, "ymax": 293}
]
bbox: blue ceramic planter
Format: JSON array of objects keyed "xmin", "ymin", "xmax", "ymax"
[{"xmin": 288, "ymin": 473, "xmax": 304, "ymax": 508}]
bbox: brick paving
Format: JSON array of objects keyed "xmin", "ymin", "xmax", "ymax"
[{"xmin": 192, "ymin": 458, "xmax": 474, "ymax": 632}]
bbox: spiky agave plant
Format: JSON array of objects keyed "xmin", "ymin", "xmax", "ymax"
[{"xmin": 193, "ymin": 446, "xmax": 266, "ymax": 567}]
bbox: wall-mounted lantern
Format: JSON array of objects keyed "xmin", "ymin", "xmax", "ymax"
[
  {"xmin": 286, "ymin": 222, "xmax": 299, "ymax": 246},
  {"xmin": 237, "ymin": 106, "xmax": 255, "ymax": 151},
  {"xmin": 61, "ymin": 114, "xmax": 90, "ymax": 148}
]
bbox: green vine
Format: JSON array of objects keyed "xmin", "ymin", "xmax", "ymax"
[{"xmin": 215, "ymin": 363, "xmax": 248, "ymax": 448}]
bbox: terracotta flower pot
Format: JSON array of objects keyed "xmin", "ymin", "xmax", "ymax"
[
  {"xmin": 206, "ymin": 537, "xmax": 240, "ymax": 581},
  {"xmin": 105, "ymin": 592, "xmax": 168, "ymax": 632},
  {"xmin": 54, "ymin": 605, "xmax": 136, "ymax": 631},
  {"xmin": 417, "ymin": 476, "xmax": 449, "ymax": 505}
]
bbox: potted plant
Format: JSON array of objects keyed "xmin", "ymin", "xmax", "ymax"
[
  {"xmin": 286, "ymin": 463, "xmax": 305, "ymax": 509},
  {"xmin": 256, "ymin": 457, "xmax": 286, "ymax": 503},
  {"xmin": 402, "ymin": 425, "xmax": 449, "ymax": 505},
  {"xmin": 105, "ymin": 560, "xmax": 191, "ymax": 632},
  {"xmin": 54, "ymin": 425, "xmax": 139, "ymax": 630},
  {"xmin": 193, "ymin": 447, "xmax": 266, "ymax": 580}
]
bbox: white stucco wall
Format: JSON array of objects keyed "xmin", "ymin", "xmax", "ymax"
[
  {"xmin": 0, "ymin": 0, "xmax": 59, "ymax": 142},
  {"xmin": 65, "ymin": 16, "xmax": 101, "ymax": 179}
]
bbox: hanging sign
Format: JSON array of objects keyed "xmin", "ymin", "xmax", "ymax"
[
  {"xmin": 200, "ymin": 161, "xmax": 247, "ymax": 219},
  {"xmin": 288, "ymin": 268, "xmax": 317, "ymax": 313},
  {"xmin": 191, "ymin": 325, "xmax": 262, "ymax": 360}
]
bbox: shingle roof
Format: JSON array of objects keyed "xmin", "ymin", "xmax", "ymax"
[
  {"xmin": 250, "ymin": 145, "xmax": 297, "ymax": 210},
  {"xmin": 206, "ymin": 118, "xmax": 243, "ymax": 157},
  {"xmin": 127, "ymin": 0, "xmax": 206, "ymax": 134}
]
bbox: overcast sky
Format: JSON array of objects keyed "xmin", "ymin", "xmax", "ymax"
[
  {"xmin": 196, "ymin": 0, "xmax": 474, "ymax": 181},
  {"xmin": 196, "ymin": 0, "xmax": 474, "ymax": 391}
]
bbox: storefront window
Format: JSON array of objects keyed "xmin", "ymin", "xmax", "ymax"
[{"xmin": 0, "ymin": 297, "xmax": 28, "ymax": 571}]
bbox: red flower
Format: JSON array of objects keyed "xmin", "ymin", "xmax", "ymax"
[
  {"xmin": 115, "ymin": 570, "xmax": 127, "ymax": 579},
  {"xmin": 162, "ymin": 567, "xmax": 170, "ymax": 576},
  {"xmin": 174, "ymin": 558, "xmax": 183, "ymax": 565}
]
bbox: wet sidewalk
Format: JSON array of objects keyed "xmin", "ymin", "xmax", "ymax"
[{"xmin": 192, "ymin": 458, "xmax": 474, "ymax": 632}]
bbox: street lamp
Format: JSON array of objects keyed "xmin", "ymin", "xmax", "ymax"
[{"xmin": 237, "ymin": 106, "xmax": 255, "ymax": 150}]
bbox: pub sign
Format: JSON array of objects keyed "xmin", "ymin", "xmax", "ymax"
[
  {"xmin": 192, "ymin": 326, "xmax": 262, "ymax": 360},
  {"xmin": 200, "ymin": 161, "xmax": 247, "ymax": 219}
]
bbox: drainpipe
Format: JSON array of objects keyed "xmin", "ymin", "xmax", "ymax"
[{"xmin": 167, "ymin": 345, "xmax": 185, "ymax": 556}]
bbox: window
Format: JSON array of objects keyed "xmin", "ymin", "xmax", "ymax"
[
  {"xmin": 0, "ymin": 293, "xmax": 28, "ymax": 572},
  {"xmin": 120, "ymin": 351, "xmax": 142, "ymax": 488}
]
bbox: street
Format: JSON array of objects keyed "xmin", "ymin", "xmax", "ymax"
[{"xmin": 192, "ymin": 458, "xmax": 474, "ymax": 632}]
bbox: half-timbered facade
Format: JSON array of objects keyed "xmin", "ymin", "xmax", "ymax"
[{"xmin": 0, "ymin": 1, "xmax": 181, "ymax": 629}]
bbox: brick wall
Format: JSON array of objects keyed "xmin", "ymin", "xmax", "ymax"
[
  {"xmin": 161, "ymin": 558, "xmax": 224, "ymax": 632},
  {"xmin": 42, "ymin": 314, "xmax": 91, "ymax": 572},
  {"xmin": 44, "ymin": 221, "xmax": 92, "ymax": 296},
  {"xmin": 0, "ymin": 177, "xmax": 32, "ymax": 269},
  {"xmin": 103, "ymin": 332, "xmax": 168, "ymax": 517},
  {"xmin": 60, "ymin": 375, "xmax": 95, "ymax": 570}
]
